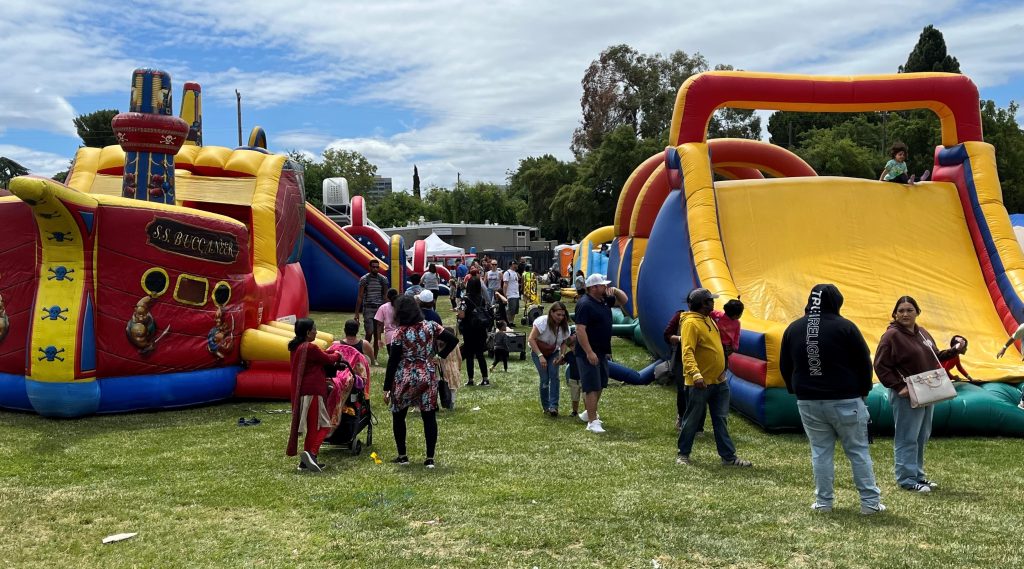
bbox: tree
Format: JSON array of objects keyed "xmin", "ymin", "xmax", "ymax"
[
  {"xmin": 506, "ymin": 155, "xmax": 577, "ymax": 238},
  {"xmin": 572, "ymin": 45, "xmax": 759, "ymax": 156},
  {"xmin": 369, "ymin": 191, "xmax": 431, "ymax": 228},
  {"xmin": 900, "ymin": 25, "xmax": 960, "ymax": 73},
  {"xmin": 549, "ymin": 181, "xmax": 598, "ymax": 240},
  {"xmin": 0, "ymin": 157, "xmax": 29, "ymax": 188},
  {"xmin": 981, "ymin": 100, "xmax": 1024, "ymax": 213},
  {"xmin": 794, "ymin": 129, "xmax": 879, "ymax": 179},
  {"xmin": 74, "ymin": 109, "xmax": 120, "ymax": 148},
  {"xmin": 288, "ymin": 148, "xmax": 378, "ymax": 208},
  {"xmin": 422, "ymin": 182, "xmax": 521, "ymax": 226},
  {"xmin": 767, "ymin": 112, "xmax": 865, "ymax": 148},
  {"xmin": 548, "ymin": 125, "xmax": 663, "ymax": 241},
  {"xmin": 771, "ymin": 25, "xmax": 957, "ymax": 161},
  {"xmin": 413, "ymin": 165, "xmax": 421, "ymax": 199}
]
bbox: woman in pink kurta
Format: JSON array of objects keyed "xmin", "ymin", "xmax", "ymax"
[{"xmin": 286, "ymin": 318, "xmax": 341, "ymax": 473}]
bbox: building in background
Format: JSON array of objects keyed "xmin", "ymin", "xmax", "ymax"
[
  {"xmin": 382, "ymin": 219, "xmax": 556, "ymax": 257},
  {"xmin": 366, "ymin": 175, "xmax": 393, "ymax": 201}
]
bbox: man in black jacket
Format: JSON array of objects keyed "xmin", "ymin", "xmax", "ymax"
[{"xmin": 780, "ymin": 284, "xmax": 885, "ymax": 515}]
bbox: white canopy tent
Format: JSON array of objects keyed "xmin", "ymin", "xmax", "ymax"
[{"xmin": 406, "ymin": 232, "xmax": 465, "ymax": 256}]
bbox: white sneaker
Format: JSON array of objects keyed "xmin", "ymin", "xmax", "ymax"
[
  {"xmin": 578, "ymin": 410, "xmax": 599, "ymax": 423},
  {"xmin": 586, "ymin": 420, "xmax": 605, "ymax": 433},
  {"xmin": 860, "ymin": 503, "xmax": 887, "ymax": 515},
  {"xmin": 1018, "ymin": 400, "xmax": 1024, "ymax": 410},
  {"xmin": 811, "ymin": 503, "xmax": 833, "ymax": 513}
]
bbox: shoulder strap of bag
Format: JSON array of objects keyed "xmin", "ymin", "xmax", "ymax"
[{"xmin": 918, "ymin": 331, "xmax": 944, "ymax": 368}]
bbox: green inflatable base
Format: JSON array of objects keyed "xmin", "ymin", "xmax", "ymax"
[{"xmin": 757, "ymin": 382, "xmax": 1024, "ymax": 437}]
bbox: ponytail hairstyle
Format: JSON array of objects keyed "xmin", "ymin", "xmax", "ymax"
[{"xmin": 289, "ymin": 318, "xmax": 315, "ymax": 352}]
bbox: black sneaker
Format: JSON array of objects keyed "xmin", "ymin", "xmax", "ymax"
[
  {"xmin": 481, "ymin": 379, "xmax": 490, "ymax": 386},
  {"xmin": 391, "ymin": 455, "xmax": 410, "ymax": 466},
  {"xmin": 901, "ymin": 483, "xmax": 931, "ymax": 493},
  {"xmin": 919, "ymin": 478, "xmax": 938, "ymax": 489},
  {"xmin": 237, "ymin": 417, "xmax": 247, "ymax": 427},
  {"xmin": 424, "ymin": 458, "xmax": 436, "ymax": 469},
  {"xmin": 465, "ymin": 380, "xmax": 475, "ymax": 387},
  {"xmin": 297, "ymin": 456, "xmax": 326, "ymax": 471},
  {"xmin": 245, "ymin": 417, "xmax": 261, "ymax": 426},
  {"xmin": 300, "ymin": 451, "xmax": 322, "ymax": 473}
]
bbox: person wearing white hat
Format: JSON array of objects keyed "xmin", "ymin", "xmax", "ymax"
[
  {"xmin": 573, "ymin": 273, "xmax": 627, "ymax": 434},
  {"xmin": 417, "ymin": 289, "xmax": 442, "ymax": 325}
]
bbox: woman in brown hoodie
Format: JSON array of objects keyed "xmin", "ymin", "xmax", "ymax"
[{"xmin": 873, "ymin": 296, "xmax": 959, "ymax": 493}]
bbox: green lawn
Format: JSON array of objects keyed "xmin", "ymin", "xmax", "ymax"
[{"xmin": 1, "ymin": 301, "xmax": 1023, "ymax": 568}]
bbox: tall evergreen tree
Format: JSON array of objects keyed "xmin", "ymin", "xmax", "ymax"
[
  {"xmin": 73, "ymin": 109, "xmax": 120, "ymax": 148},
  {"xmin": 900, "ymin": 25, "xmax": 960, "ymax": 73},
  {"xmin": 0, "ymin": 157, "xmax": 29, "ymax": 189}
]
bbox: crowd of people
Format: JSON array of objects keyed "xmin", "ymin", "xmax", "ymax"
[{"xmin": 293, "ymin": 255, "xmax": 1024, "ymax": 516}]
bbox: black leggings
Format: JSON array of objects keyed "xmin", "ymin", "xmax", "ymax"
[
  {"xmin": 464, "ymin": 345, "xmax": 489, "ymax": 380},
  {"xmin": 392, "ymin": 407, "xmax": 437, "ymax": 459},
  {"xmin": 492, "ymin": 348, "xmax": 509, "ymax": 370}
]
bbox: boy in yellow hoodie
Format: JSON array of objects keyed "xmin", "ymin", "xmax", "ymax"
[{"xmin": 677, "ymin": 288, "xmax": 753, "ymax": 467}]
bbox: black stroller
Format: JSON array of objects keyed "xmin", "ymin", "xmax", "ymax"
[{"xmin": 322, "ymin": 346, "xmax": 374, "ymax": 455}]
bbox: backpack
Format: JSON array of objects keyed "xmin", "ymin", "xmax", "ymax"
[{"xmin": 466, "ymin": 298, "xmax": 494, "ymax": 332}]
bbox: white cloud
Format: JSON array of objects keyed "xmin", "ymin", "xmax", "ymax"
[
  {"xmin": 4, "ymin": 0, "xmax": 1024, "ymax": 183},
  {"xmin": 0, "ymin": 3, "xmax": 132, "ymax": 138},
  {"xmin": 187, "ymin": 68, "xmax": 359, "ymax": 110},
  {"xmin": 0, "ymin": 144, "xmax": 71, "ymax": 177},
  {"xmin": 274, "ymin": 130, "xmax": 338, "ymax": 153},
  {"xmin": 175, "ymin": 0, "xmax": 1024, "ymax": 181}
]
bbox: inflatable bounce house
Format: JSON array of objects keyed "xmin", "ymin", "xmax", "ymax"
[
  {"xmin": 303, "ymin": 194, "xmax": 451, "ymax": 310},
  {"xmin": 0, "ymin": 68, "xmax": 388, "ymax": 417},
  {"xmin": 612, "ymin": 70, "xmax": 1024, "ymax": 436}
]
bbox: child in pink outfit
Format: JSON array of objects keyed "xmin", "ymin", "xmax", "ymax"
[{"xmin": 710, "ymin": 299, "xmax": 744, "ymax": 357}]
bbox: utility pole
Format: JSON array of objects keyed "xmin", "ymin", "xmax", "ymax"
[{"xmin": 235, "ymin": 89, "xmax": 242, "ymax": 147}]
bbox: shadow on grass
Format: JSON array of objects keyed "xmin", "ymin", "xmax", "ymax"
[{"xmin": 0, "ymin": 399, "xmax": 273, "ymax": 456}]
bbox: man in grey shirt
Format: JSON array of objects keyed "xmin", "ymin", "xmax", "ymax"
[{"xmin": 484, "ymin": 260, "xmax": 502, "ymax": 304}]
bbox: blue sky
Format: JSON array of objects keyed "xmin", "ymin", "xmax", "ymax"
[{"xmin": 2, "ymin": 0, "xmax": 1022, "ymax": 191}]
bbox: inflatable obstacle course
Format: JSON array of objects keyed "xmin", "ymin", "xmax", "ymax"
[{"xmin": 613, "ymin": 71, "xmax": 1024, "ymax": 435}]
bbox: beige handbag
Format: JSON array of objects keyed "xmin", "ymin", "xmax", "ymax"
[{"xmin": 902, "ymin": 332, "xmax": 957, "ymax": 408}]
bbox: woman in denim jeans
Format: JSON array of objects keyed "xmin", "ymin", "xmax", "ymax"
[
  {"xmin": 528, "ymin": 302, "xmax": 572, "ymax": 416},
  {"xmin": 874, "ymin": 296, "xmax": 960, "ymax": 493},
  {"xmin": 780, "ymin": 284, "xmax": 884, "ymax": 514}
]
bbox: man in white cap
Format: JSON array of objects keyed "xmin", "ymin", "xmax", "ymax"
[
  {"xmin": 416, "ymin": 289, "xmax": 442, "ymax": 325},
  {"xmin": 574, "ymin": 273, "xmax": 627, "ymax": 433},
  {"xmin": 676, "ymin": 287, "xmax": 752, "ymax": 467}
]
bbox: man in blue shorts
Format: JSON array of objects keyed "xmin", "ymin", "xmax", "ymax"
[{"xmin": 574, "ymin": 273, "xmax": 627, "ymax": 434}]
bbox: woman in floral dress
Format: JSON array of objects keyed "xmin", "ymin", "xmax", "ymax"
[{"xmin": 383, "ymin": 295, "xmax": 458, "ymax": 468}]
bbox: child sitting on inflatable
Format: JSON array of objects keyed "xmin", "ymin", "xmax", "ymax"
[{"xmin": 879, "ymin": 141, "xmax": 930, "ymax": 185}]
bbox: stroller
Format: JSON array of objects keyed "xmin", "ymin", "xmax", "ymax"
[{"xmin": 322, "ymin": 343, "xmax": 374, "ymax": 455}]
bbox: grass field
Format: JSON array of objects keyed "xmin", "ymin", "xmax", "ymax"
[{"xmin": 2, "ymin": 301, "xmax": 1023, "ymax": 568}]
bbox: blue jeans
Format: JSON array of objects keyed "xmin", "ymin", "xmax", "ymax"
[
  {"xmin": 677, "ymin": 382, "xmax": 736, "ymax": 461},
  {"xmin": 532, "ymin": 353, "xmax": 561, "ymax": 411},
  {"xmin": 485, "ymin": 288, "xmax": 496, "ymax": 305},
  {"xmin": 888, "ymin": 388, "xmax": 933, "ymax": 488},
  {"xmin": 797, "ymin": 398, "xmax": 881, "ymax": 508}
]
